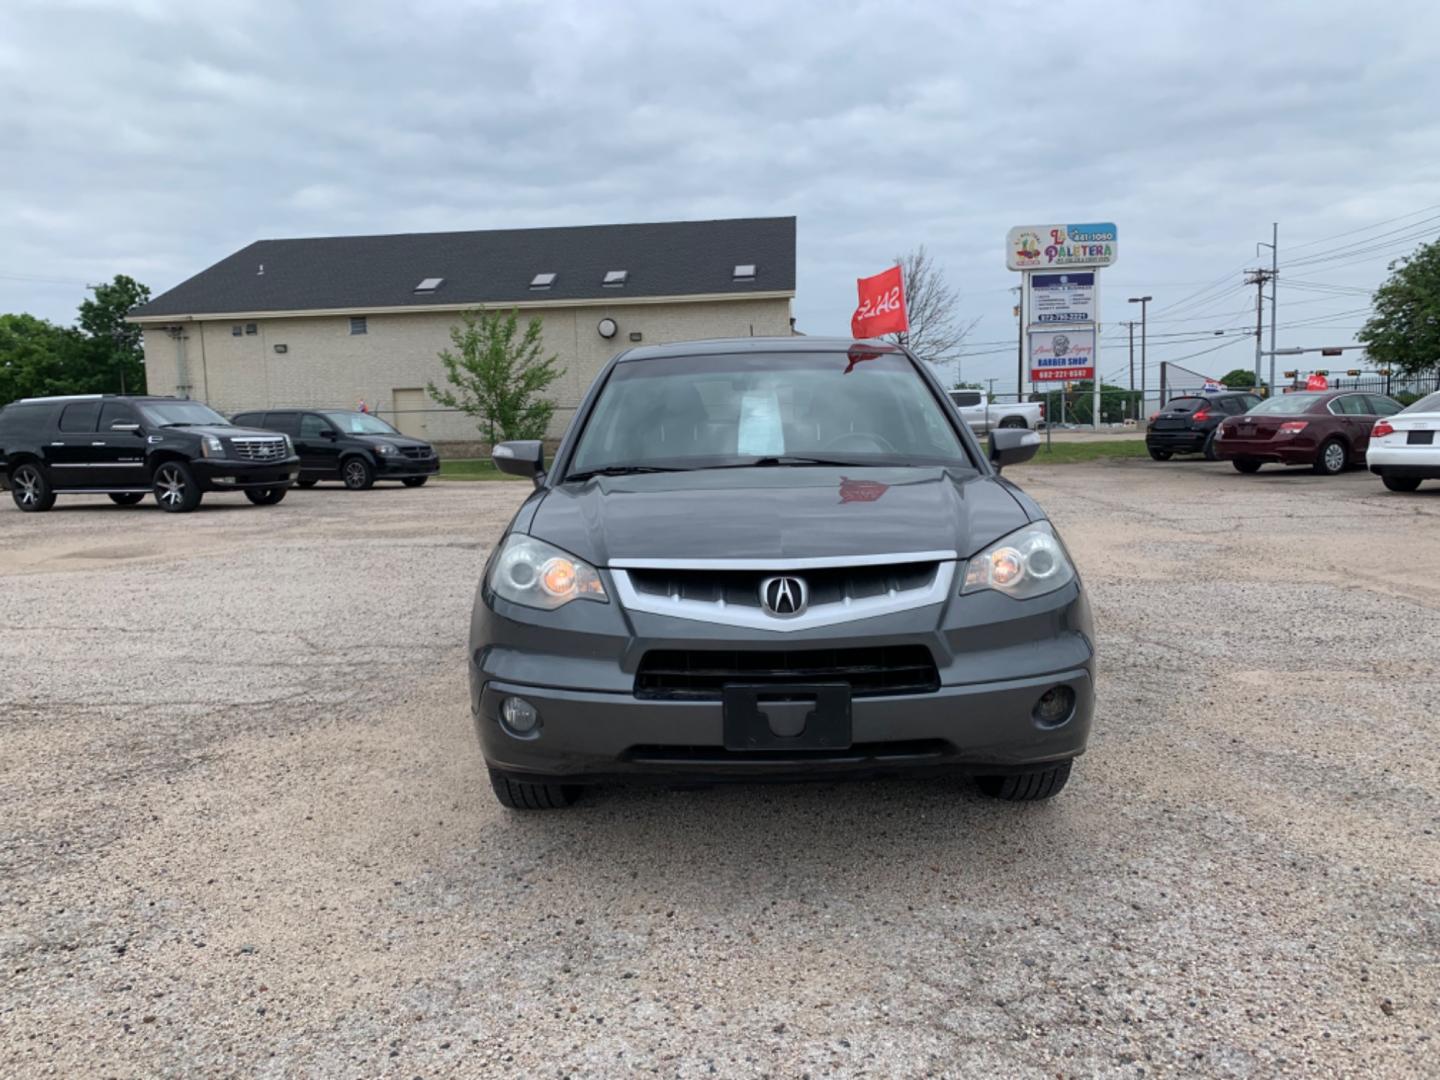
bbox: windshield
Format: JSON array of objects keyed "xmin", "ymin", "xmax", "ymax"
[
  {"xmin": 139, "ymin": 401, "xmax": 229, "ymax": 427},
  {"xmin": 1401, "ymin": 391, "xmax": 1440, "ymax": 414},
  {"xmin": 1247, "ymin": 394, "xmax": 1323, "ymax": 416},
  {"xmin": 567, "ymin": 349, "xmax": 972, "ymax": 477},
  {"xmin": 324, "ymin": 411, "xmax": 400, "ymax": 435}
]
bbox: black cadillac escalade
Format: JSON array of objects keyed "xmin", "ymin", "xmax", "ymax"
[{"xmin": 0, "ymin": 395, "xmax": 299, "ymax": 513}]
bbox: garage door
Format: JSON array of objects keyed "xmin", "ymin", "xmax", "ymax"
[{"xmin": 391, "ymin": 388, "xmax": 429, "ymax": 438}]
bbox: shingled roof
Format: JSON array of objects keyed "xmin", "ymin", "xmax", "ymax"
[{"xmin": 130, "ymin": 217, "xmax": 796, "ymax": 320}]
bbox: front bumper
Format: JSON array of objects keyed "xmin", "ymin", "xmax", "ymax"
[
  {"xmin": 376, "ymin": 454, "xmax": 441, "ymax": 478},
  {"xmin": 194, "ymin": 456, "xmax": 300, "ymax": 490},
  {"xmin": 469, "ymin": 577, "xmax": 1095, "ymax": 783}
]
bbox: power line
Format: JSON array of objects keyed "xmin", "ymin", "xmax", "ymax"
[{"xmin": 1285, "ymin": 202, "xmax": 1440, "ymax": 253}]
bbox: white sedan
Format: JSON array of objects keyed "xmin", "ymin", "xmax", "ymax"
[{"xmin": 1368, "ymin": 390, "xmax": 1440, "ymax": 492}]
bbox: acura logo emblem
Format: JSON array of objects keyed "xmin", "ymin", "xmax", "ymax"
[{"xmin": 760, "ymin": 575, "xmax": 808, "ymax": 617}]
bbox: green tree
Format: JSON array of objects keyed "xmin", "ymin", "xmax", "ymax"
[
  {"xmin": 427, "ymin": 308, "xmax": 565, "ymax": 443},
  {"xmin": 1219, "ymin": 368, "xmax": 1258, "ymax": 389},
  {"xmin": 1359, "ymin": 239, "xmax": 1440, "ymax": 375},
  {"xmin": 0, "ymin": 314, "xmax": 89, "ymax": 403},
  {"xmin": 77, "ymin": 274, "xmax": 151, "ymax": 395},
  {"xmin": 1066, "ymin": 379, "xmax": 1140, "ymax": 425}
]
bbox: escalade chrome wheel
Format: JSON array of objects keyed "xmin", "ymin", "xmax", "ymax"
[
  {"xmin": 153, "ymin": 462, "xmax": 202, "ymax": 513},
  {"xmin": 10, "ymin": 464, "xmax": 55, "ymax": 512}
]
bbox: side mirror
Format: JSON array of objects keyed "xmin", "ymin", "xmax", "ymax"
[
  {"xmin": 321, "ymin": 428, "xmax": 339, "ymax": 440},
  {"xmin": 492, "ymin": 440, "xmax": 544, "ymax": 481},
  {"xmin": 111, "ymin": 422, "xmax": 142, "ymax": 434},
  {"xmin": 989, "ymin": 428, "xmax": 1041, "ymax": 472}
]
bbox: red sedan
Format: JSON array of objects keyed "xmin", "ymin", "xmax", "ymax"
[{"xmin": 1213, "ymin": 390, "xmax": 1404, "ymax": 475}]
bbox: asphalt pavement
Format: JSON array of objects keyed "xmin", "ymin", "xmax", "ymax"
[{"xmin": 1, "ymin": 463, "xmax": 1436, "ymax": 1078}]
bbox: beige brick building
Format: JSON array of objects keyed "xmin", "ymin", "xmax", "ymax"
[{"xmin": 129, "ymin": 218, "xmax": 796, "ymax": 448}]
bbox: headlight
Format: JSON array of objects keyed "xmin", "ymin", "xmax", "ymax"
[
  {"xmin": 488, "ymin": 535, "xmax": 607, "ymax": 610},
  {"xmin": 201, "ymin": 435, "xmax": 225, "ymax": 458},
  {"xmin": 376, "ymin": 443, "xmax": 398, "ymax": 456},
  {"xmin": 961, "ymin": 521, "xmax": 1075, "ymax": 600}
]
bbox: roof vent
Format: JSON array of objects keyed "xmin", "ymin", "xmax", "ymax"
[
  {"xmin": 415, "ymin": 277, "xmax": 444, "ymax": 292},
  {"xmin": 603, "ymin": 269, "xmax": 628, "ymax": 287},
  {"xmin": 733, "ymin": 264, "xmax": 756, "ymax": 281},
  {"xmin": 530, "ymin": 272, "xmax": 557, "ymax": 290}
]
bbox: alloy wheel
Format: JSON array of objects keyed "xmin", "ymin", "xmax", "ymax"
[
  {"xmin": 156, "ymin": 465, "xmax": 187, "ymax": 508},
  {"xmin": 14, "ymin": 466, "xmax": 41, "ymax": 508},
  {"xmin": 345, "ymin": 461, "xmax": 367, "ymax": 488}
]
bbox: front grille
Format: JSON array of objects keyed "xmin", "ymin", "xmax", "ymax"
[
  {"xmin": 635, "ymin": 645, "xmax": 940, "ymax": 700},
  {"xmin": 229, "ymin": 437, "xmax": 288, "ymax": 462},
  {"xmin": 401, "ymin": 446, "xmax": 433, "ymax": 460},
  {"xmin": 627, "ymin": 562, "xmax": 938, "ymax": 610}
]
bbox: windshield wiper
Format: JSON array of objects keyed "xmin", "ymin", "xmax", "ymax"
[
  {"xmin": 699, "ymin": 455, "xmax": 877, "ymax": 469},
  {"xmin": 563, "ymin": 464, "xmax": 695, "ymax": 482},
  {"xmin": 160, "ymin": 422, "xmax": 199, "ymax": 428}
]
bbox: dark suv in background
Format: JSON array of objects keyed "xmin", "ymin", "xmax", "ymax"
[
  {"xmin": 0, "ymin": 395, "xmax": 297, "ymax": 513},
  {"xmin": 231, "ymin": 409, "xmax": 440, "ymax": 490},
  {"xmin": 1146, "ymin": 392, "xmax": 1262, "ymax": 461}
]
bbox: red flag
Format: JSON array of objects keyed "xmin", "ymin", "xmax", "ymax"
[{"xmin": 851, "ymin": 265, "xmax": 908, "ymax": 339}]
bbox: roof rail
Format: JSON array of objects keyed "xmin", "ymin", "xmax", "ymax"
[{"xmin": 15, "ymin": 394, "xmax": 107, "ymax": 404}]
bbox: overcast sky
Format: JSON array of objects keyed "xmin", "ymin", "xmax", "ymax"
[{"xmin": 3, "ymin": 0, "xmax": 1439, "ymax": 391}]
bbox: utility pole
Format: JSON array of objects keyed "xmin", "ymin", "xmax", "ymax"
[
  {"xmin": 1244, "ymin": 268, "xmax": 1274, "ymax": 388},
  {"xmin": 1125, "ymin": 321, "xmax": 1136, "ymax": 419},
  {"xmin": 1128, "ymin": 296, "xmax": 1151, "ymax": 410},
  {"xmin": 1014, "ymin": 284, "xmax": 1025, "ymax": 401},
  {"xmin": 1258, "ymin": 224, "xmax": 1278, "ymax": 394}
]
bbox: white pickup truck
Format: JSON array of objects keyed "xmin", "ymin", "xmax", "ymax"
[{"xmin": 947, "ymin": 390, "xmax": 1044, "ymax": 432}]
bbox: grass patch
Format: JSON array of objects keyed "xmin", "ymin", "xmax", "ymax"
[
  {"xmin": 1014, "ymin": 439, "xmax": 1150, "ymax": 465},
  {"xmin": 436, "ymin": 458, "xmax": 529, "ymax": 481}
]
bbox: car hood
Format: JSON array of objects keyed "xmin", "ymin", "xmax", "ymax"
[
  {"xmin": 172, "ymin": 425, "xmax": 281, "ymax": 440},
  {"xmin": 526, "ymin": 467, "xmax": 1032, "ymax": 566}
]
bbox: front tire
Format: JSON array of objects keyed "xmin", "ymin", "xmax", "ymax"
[
  {"xmin": 342, "ymin": 457, "xmax": 375, "ymax": 491},
  {"xmin": 9, "ymin": 463, "xmax": 55, "ymax": 512},
  {"xmin": 1148, "ymin": 447, "xmax": 1173, "ymax": 461},
  {"xmin": 244, "ymin": 486, "xmax": 288, "ymax": 506},
  {"xmin": 108, "ymin": 492, "xmax": 145, "ymax": 506},
  {"xmin": 1314, "ymin": 438, "xmax": 1347, "ymax": 476},
  {"xmin": 401, "ymin": 476, "xmax": 429, "ymax": 488},
  {"xmin": 488, "ymin": 769, "xmax": 580, "ymax": 810},
  {"xmin": 153, "ymin": 461, "xmax": 202, "ymax": 513},
  {"xmin": 1233, "ymin": 458, "xmax": 1262, "ymax": 474},
  {"xmin": 1382, "ymin": 475, "xmax": 1422, "ymax": 493},
  {"xmin": 975, "ymin": 760, "xmax": 1072, "ymax": 802}
]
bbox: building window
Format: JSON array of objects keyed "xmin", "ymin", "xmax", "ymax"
[
  {"xmin": 529, "ymin": 272, "xmax": 556, "ymax": 290},
  {"xmin": 603, "ymin": 269, "xmax": 628, "ymax": 287},
  {"xmin": 733, "ymin": 264, "xmax": 756, "ymax": 282},
  {"xmin": 232, "ymin": 324, "xmax": 243, "ymax": 336},
  {"xmin": 245, "ymin": 323, "xmax": 258, "ymax": 335},
  {"xmin": 350, "ymin": 316, "xmax": 368, "ymax": 335}
]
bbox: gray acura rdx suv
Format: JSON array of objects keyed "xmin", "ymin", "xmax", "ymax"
[{"xmin": 471, "ymin": 338, "xmax": 1094, "ymax": 809}]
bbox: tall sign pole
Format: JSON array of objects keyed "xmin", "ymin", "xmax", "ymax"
[{"xmin": 1008, "ymin": 224, "xmax": 1117, "ymax": 428}]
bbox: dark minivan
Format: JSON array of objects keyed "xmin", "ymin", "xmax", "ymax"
[
  {"xmin": 231, "ymin": 409, "xmax": 440, "ymax": 490},
  {"xmin": 1, "ymin": 394, "xmax": 297, "ymax": 513},
  {"xmin": 1146, "ymin": 392, "xmax": 1261, "ymax": 460}
]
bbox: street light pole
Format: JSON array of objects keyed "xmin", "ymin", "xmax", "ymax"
[
  {"xmin": 1128, "ymin": 296, "xmax": 1152, "ymax": 410},
  {"xmin": 1126, "ymin": 321, "xmax": 1135, "ymax": 420}
]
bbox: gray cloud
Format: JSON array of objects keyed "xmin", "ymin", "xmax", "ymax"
[{"xmin": 2, "ymin": 0, "xmax": 1438, "ymax": 388}]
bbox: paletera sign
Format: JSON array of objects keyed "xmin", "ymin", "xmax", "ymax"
[{"xmin": 1008, "ymin": 223, "xmax": 1118, "ymax": 271}]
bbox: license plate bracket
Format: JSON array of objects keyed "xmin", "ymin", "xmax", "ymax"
[
  {"xmin": 1408, "ymin": 430, "xmax": 1434, "ymax": 445},
  {"xmin": 722, "ymin": 683, "xmax": 852, "ymax": 751}
]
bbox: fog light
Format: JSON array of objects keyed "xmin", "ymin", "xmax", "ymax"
[
  {"xmin": 1033, "ymin": 686, "xmax": 1075, "ymax": 727},
  {"xmin": 500, "ymin": 696, "xmax": 539, "ymax": 736}
]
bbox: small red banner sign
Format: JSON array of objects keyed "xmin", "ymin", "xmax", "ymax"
[{"xmin": 851, "ymin": 266, "xmax": 909, "ymax": 339}]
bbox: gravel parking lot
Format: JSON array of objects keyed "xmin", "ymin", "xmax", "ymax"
[{"xmin": 2, "ymin": 465, "xmax": 1437, "ymax": 1078}]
